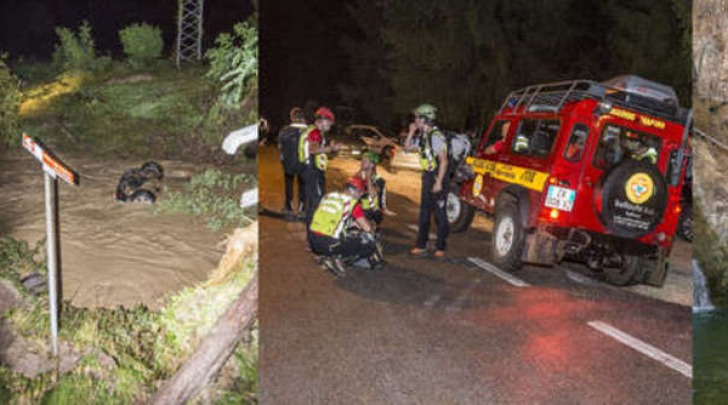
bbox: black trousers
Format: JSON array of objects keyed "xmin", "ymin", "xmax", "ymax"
[
  {"xmin": 283, "ymin": 170, "xmax": 306, "ymax": 212},
  {"xmin": 308, "ymin": 232, "xmax": 376, "ymax": 260},
  {"xmin": 302, "ymin": 166, "xmax": 325, "ymax": 225},
  {"xmin": 416, "ymin": 170, "xmax": 449, "ymax": 251}
]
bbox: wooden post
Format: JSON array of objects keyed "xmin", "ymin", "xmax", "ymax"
[{"xmin": 151, "ymin": 271, "xmax": 258, "ymax": 404}]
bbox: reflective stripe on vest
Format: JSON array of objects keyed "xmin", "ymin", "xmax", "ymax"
[
  {"xmin": 309, "ymin": 192, "xmax": 355, "ymax": 239},
  {"xmin": 298, "ymin": 125, "xmax": 328, "ymax": 171},
  {"xmin": 419, "ymin": 129, "xmax": 446, "ymax": 172},
  {"xmin": 298, "ymin": 125, "xmax": 314, "ymax": 165}
]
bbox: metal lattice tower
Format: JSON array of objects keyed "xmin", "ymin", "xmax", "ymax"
[{"xmin": 176, "ymin": 0, "xmax": 204, "ymax": 67}]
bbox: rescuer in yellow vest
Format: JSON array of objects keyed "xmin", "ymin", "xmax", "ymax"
[
  {"xmin": 308, "ymin": 176, "xmax": 377, "ymax": 276},
  {"xmin": 299, "ymin": 106, "xmax": 341, "ymax": 225},
  {"xmin": 357, "ymin": 151, "xmax": 392, "ymax": 225},
  {"xmin": 404, "ymin": 103, "xmax": 450, "ymax": 259}
]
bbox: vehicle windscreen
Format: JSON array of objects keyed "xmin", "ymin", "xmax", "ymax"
[{"xmin": 593, "ymin": 124, "xmax": 662, "ymax": 172}]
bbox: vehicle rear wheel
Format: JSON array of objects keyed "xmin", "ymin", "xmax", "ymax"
[
  {"xmin": 446, "ymin": 189, "xmax": 474, "ymax": 233},
  {"xmin": 492, "ymin": 202, "xmax": 525, "ymax": 271},
  {"xmin": 604, "ymin": 255, "xmax": 644, "ymax": 286},
  {"xmin": 678, "ymin": 206, "xmax": 693, "ymax": 242}
]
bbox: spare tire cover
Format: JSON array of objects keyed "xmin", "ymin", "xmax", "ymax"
[{"xmin": 596, "ymin": 159, "xmax": 667, "ymax": 238}]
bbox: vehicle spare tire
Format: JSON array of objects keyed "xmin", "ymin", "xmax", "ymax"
[{"xmin": 597, "ymin": 159, "xmax": 667, "ymax": 238}]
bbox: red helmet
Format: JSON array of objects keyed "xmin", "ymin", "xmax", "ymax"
[
  {"xmin": 315, "ymin": 106, "xmax": 335, "ymax": 123},
  {"xmin": 345, "ymin": 176, "xmax": 366, "ymax": 193}
]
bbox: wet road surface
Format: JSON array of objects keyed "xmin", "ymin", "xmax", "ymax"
[{"xmin": 258, "ymin": 146, "xmax": 691, "ymax": 404}]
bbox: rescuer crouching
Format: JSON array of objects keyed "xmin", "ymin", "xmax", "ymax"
[{"xmin": 307, "ymin": 176, "xmax": 382, "ymax": 276}]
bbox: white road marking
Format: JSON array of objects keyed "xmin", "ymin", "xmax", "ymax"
[
  {"xmin": 406, "ymin": 224, "xmax": 436, "ymax": 240},
  {"xmin": 446, "ymin": 279, "xmax": 482, "ymax": 314},
  {"xmin": 423, "ymin": 293, "xmax": 442, "ymax": 308},
  {"xmin": 587, "ymin": 321, "xmax": 692, "ymax": 379},
  {"xmin": 467, "ymin": 257, "xmax": 530, "ymax": 287}
]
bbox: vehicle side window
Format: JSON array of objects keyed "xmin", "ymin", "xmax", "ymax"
[
  {"xmin": 511, "ymin": 119, "xmax": 559, "ymax": 158},
  {"xmin": 563, "ymin": 124, "xmax": 589, "ymax": 162},
  {"xmin": 480, "ymin": 120, "xmax": 511, "ymax": 152},
  {"xmin": 593, "ymin": 124, "xmax": 662, "ymax": 172}
]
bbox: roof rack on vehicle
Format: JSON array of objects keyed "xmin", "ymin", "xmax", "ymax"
[{"xmin": 498, "ymin": 78, "xmax": 687, "ymax": 124}]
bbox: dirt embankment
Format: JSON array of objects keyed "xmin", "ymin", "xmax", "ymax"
[{"xmin": 0, "ymin": 153, "xmax": 225, "ymax": 309}]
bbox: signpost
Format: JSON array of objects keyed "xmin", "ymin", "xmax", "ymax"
[{"xmin": 21, "ymin": 133, "xmax": 79, "ymax": 357}]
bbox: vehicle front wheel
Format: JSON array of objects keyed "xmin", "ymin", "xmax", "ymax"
[
  {"xmin": 491, "ymin": 202, "xmax": 525, "ymax": 271},
  {"xmin": 446, "ymin": 189, "xmax": 475, "ymax": 233}
]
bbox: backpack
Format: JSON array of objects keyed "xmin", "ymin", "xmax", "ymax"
[
  {"xmin": 279, "ymin": 125, "xmax": 305, "ymax": 174},
  {"xmin": 443, "ymin": 130, "xmax": 472, "ymax": 168}
]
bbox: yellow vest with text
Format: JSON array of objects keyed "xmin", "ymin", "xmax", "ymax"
[{"xmin": 309, "ymin": 192, "xmax": 356, "ymax": 239}]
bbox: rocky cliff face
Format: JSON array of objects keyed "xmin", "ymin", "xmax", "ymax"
[
  {"xmin": 694, "ymin": 0, "xmax": 728, "ymax": 243},
  {"xmin": 695, "ymin": 0, "xmax": 728, "ymax": 100}
]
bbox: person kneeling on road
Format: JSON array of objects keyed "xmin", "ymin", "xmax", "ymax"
[
  {"xmin": 307, "ymin": 176, "xmax": 379, "ymax": 276},
  {"xmin": 357, "ymin": 151, "xmax": 393, "ymax": 226}
]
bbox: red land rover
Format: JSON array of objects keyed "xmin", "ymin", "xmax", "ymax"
[{"xmin": 448, "ymin": 76, "xmax": 691, "ymax": 286}]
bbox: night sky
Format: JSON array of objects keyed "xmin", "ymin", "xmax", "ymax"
[
  {"xmin": 260, "ymin": 0, "xmax": 354, "ymax": 127},
  {"xmin": 0, "ymin": 0, "xmax": 254, "ymax": 60},
  {"xmin": 260, "ymin": 0, "xmax": 690, "ymax": 132}
]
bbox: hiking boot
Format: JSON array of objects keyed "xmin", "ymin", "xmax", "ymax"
[
  {"xmin": 408, "ymin": 247, "xmax": 428, "ymax": 257},
  {"xmin": 331, "ymin": 258, "xmax": 347, "ymax": 276},
  {"xmin": 319, "ymin": 257, "xmax": 340, "ymax": 276},
  {"xmin": 352, "ymin": 257, "xmax": 372, "ymax": 269}
]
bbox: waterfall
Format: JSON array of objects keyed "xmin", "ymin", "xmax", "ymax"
[{"xmin": 694, "ymin": 259, "xmax": 715, "ymax": 313}]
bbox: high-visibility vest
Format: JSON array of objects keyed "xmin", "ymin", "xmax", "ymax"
[
  {"xmin": 514, "ymin": 134, "xmax": 529, "ymax": 152},
  {"xmin": 360, "ymin": 175, "xmax": 383, "ymax": 211},
  {"xmin": 298, "ymin": 125, "xmax": 328, "ymax": 171},
  {"xmin": 309, "ymin": 192, "xmax": 356, "ymax": 239},
  {"xmin": 635, "ymin": 147, "xmax": 658, "ymax": 164},
  {"xmin": 419, "ymin": 129, "xmax": 446, "ymax": 172}
]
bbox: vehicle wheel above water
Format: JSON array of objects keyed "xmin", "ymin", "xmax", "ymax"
[
  {"xmin": 446, "ymin": 189, "xmax": 474, "ymax": 233},
  {"xmin": 129, "ymin": 189, "xmax": 156, "ymax": 204},
  {"xmin": 492, "ymin": 202, "xmax": 525, "ymax": 271}
]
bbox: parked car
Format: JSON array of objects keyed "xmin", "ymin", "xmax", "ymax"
[
  {"xmin": 330, "ymin": 123, "xmax": 401, "ymax": 162},
  {"xmin": 448, "ymin": 75, "xmax": 691, "ymax": 287}
]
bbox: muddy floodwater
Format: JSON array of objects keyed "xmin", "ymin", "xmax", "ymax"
[{"xmin": 0, "ymin": 153, "xmax": 226, "ymax": 309}]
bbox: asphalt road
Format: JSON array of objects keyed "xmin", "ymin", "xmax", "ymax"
[{"xmin": 258, "ymin": 146, "xmax": 692, "ymax": 404}]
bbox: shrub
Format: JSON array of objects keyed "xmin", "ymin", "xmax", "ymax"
[
  {"xmin": 119, "ymin": 23, "xmax": 164, "ymax": 69},
  {"xmin": 0, "ymin": 57, "xmax": 21, "ymax": 146},
  {"xmin": 205, "ymin": 20, "xmax": 258, "ymax": 109},
  {"xmin": 156, "ymin": 169, "xmax": 256, "ymax": 230},
  {"xmin": 52, "ymin": 21, "xmax": 97, "ymax": 72}
]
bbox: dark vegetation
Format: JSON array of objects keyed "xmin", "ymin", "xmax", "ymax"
[{"xmin": 263, "ymin": 0, "xmax": 691, "ymax": 131}]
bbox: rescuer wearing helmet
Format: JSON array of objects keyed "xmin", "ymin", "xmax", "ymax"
[
  {"xmin": 357, "ymin": 151, "xmax": 391, "ymax": 225},
  {"xmin": 308, "ymin": 176, "xmax": 377, "ymax": 276},
  {"xmin": 299, "ymin": 106, "xmax": 341, "ymax": 224},
  {"xmin": 278, "ymin": 107, "xmax": 308, "ymax": 219},
  {"xmin": 404, "ymin": 103, "xmax": 450, "ymax": 258}
]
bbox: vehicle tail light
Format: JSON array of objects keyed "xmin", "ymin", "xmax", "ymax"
[
  {"xmin": 549, "ymin": 209, "xmax": 559, "ymax": 220},
  {"xmin": 675, "ymin": 205, "xmax": 682, "ymax": 214}
]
